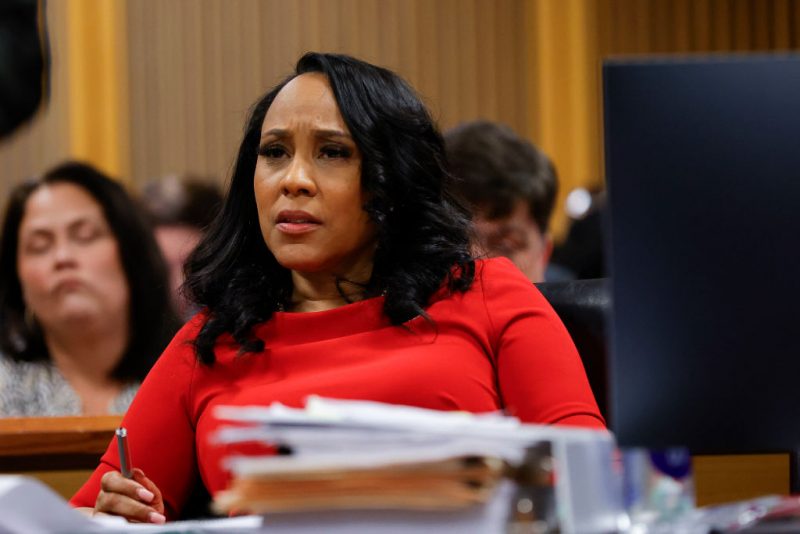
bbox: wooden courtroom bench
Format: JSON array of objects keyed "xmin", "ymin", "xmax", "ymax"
[{"xmin": 0, "ymin": 415, "xmax": 120, "ymax": 499}]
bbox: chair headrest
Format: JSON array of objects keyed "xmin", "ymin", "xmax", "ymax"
[{"xmin": 534, "ymin": 278, "xmax": 610, "ymax": 338}]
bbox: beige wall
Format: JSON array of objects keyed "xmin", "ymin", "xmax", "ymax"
[{"xmin": 1, "ymin": 0, "xmax": 799, "ymax": 238}]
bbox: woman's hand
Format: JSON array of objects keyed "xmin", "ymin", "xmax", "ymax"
[{"xmin": 94, "ymin": 468, "xmax": 166, "ymax": 524}]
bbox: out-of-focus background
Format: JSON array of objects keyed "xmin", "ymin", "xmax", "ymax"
[{"xmin": 2, "ymin": 0, "xmax": 800, "ymax": 241}]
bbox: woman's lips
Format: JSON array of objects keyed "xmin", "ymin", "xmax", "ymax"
[
  {"xmin": 276, "ymin": 221, "xmax": 320, "ymax": 234},
  {"xmin": 275, "ymin": 210, "xmax": 321, "ymax": 235},
  {"xmin": 53, "ymin": 278, "xmax": 85, "ymax": 293}
]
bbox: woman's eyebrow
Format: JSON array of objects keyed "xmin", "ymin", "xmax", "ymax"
[
  {"xmin": 261, "ymin": 128, "xmax": 289, "ymax": 139},
  {"xmin": 260, "ymin": 128, "xmax": 352, "ymax": 140},
  {"xmin": 314, "ymin": 129, "xmax": 351, "ymax": 140}
]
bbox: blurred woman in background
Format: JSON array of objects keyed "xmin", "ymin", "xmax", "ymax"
[{"xmin": 0, "ymin": 161, "xmax": 180, "ymax": 416}]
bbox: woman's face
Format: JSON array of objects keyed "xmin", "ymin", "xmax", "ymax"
[
  {"xmin": 16, "ymin": 182, "xmax": 130, "ymax": 331},
  {"xmin": 254, "ymin": 72, "xmax": 376, "ymax": 277}
]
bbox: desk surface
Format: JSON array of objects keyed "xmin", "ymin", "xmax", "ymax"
[{"xmin": 0, "ymin": 415, "xmax": 120, "ymax": 471}]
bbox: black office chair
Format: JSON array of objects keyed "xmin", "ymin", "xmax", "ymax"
[{"xmin": 535, "ymin": 278, "xmax": 610, "ymax": 424}]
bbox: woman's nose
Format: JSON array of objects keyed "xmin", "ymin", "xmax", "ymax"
[
  {"xmin": 281, "ymin": 156, "xmax": 317, "ymax": 197},
  {"xmin": 52, "ymin": 239, "xmax": 78, "ymax": 268}
]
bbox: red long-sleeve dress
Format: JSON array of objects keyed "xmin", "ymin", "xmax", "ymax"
[{"xmin": 70, "ymin": 257, "xmax": 604, "ymax": 519}]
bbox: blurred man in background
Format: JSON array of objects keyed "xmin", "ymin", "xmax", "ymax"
[{"xmin": 445, "ymin": 120, "xmax": 557, "ymax": 282}]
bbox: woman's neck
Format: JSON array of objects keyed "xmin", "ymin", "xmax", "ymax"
[
  {"xmin": 44, "ymin": 319, "xmax": 129, "ymax": 389},
  {"xmin": 290, "ymin": 263, "xmax": 373, "ymax": 313}
]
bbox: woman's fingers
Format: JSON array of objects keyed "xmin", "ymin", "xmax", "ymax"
[
  {"xmin": 95, "ymin": 470, "xmax": 167, "ymax": 524},
  {"xmin": 131, "ymin": 468, "xmax": 166, "ymax": 515},
  {"xmin": 95, "ymin": 491, "xmax": 165, "ymax": 524}
]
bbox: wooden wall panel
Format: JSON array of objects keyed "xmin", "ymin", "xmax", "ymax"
[
  {"xmin": 773, "ymin": 1, "xmax": 792, "ymax": 48},
  {"xmin": 596, "ymin": 0, "xmax": 800, "ymax": 56},
  {"xmin": 122, "ymin": 0, "xmax": 530, "ymax": 189}
]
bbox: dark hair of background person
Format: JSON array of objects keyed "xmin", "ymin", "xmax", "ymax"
[
  {"xmin": 0, "ymin": 161, "xmax": 181, "ymax": 382},
  {"xmin": 444, "ymin": 120, "xmax": 558, "ymax": 233},
  {"xmin": 185, "ymin": 51, "xmax": 475, "ymax": 365},
  {"xmin": 140, "ymin": 175, "xmax": 223, "ymax": 229},
  {"xmin": 0, "ymin": 0, "xmax": 49, "ymax": 139}
]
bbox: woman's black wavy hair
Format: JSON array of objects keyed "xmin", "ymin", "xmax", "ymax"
[
  {"xmin": 0, "ymin": 161, "xmax": 181, "ymax": 382},
  {"xmin": 185, "ymin": 52, "xmax": 475, "ymax": 365}
]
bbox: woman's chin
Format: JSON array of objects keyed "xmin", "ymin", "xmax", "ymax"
[
  {"xmin": 45, "ymin": 306, "xmax": 107, "ymax": 329},
  {"xmin": 275, "ymin": 256, "xmax": 327, "ymax": 274}
]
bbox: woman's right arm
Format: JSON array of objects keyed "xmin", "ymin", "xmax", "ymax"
[{"xmin": 69, "ymin": 316, "xmax": 204, "ymax": 522}]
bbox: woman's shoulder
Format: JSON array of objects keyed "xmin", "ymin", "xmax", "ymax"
[
  {"xmin": 0, "ymin": 353, "xmax": 54, "ymax": 381},
  {"xmin": 449, "ymin": 257, "xmax": 553, "ymax": 319},
  {"xmin": 475, "ymin": 256, "xmax": 528, "ymax": 276},
  {"xmin": 0, "ymin": 355, "xmax": 81, "ymax": 416},
  {"xmin": 432, "ymin": 257, "xmax": 540, "ymax": 313},
  {"xmin": 472, "ymin": 256, "xmax": 540, "ymax": 296},
  {"xmin": 177, "ymin": 310, "xmax": 209, "ymax": 337},
  {"xmin": 164, "ymin": 309, "xmax": 215, "ymax": 346},
  {"xmin": 154, "ymin": 309, "xmax": 242, "ymax": 368},
  {"xmin": 148, "ymin": 311, "xmax": 207, "ymax": 368}
]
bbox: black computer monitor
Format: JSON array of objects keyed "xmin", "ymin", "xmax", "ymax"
[{"xmin": 604, "ymin": 55, "xmax": 800, "ymax": 454}]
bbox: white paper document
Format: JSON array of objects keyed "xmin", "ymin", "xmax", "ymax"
[
  {"xmin": 0, "ymin": 475, "xmax": 262, "ymax": 534},
  {"xmin": 215, "ymin": 395, "xmax": 607, "ymax": 465}
]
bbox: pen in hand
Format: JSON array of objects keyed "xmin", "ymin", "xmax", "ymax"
[
  {"xmin": 104, "ymin": 426, "xmax": 166, "ymax": 524},
  {"xmin": 115, "ymin": 427, "xmax": 133, "ymax": 479}
]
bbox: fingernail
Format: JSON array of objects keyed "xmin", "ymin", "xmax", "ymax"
[
  {"xmin": 148, "ymin": 512, "xmax": 166, "ymax": 524},
  {"xmin": 137, "ymin": 488, "xmax": 155, "ymax": 502}
]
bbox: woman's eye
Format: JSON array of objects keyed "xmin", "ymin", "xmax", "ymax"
[
  {"xmin": 73, "ymin": 225, "xmax": 102, "ymax": 243},
  {"xmin": 258, "ymin": 144, "xmax": 288, "ymax": 159},
  {"xmin": 24, "ymin": 235, "xmax": 52, "ymax": 254},
  {"xmin": 69, "ymin": 221, "xmax": 106, "ymax": 243},
  {"xmin": 320, "ymin": 145, "xmax": 352, "ymax": 159}
]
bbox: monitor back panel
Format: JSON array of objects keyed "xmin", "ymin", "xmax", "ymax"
[{"xmin": 604, "ymin": 55, "xmax": 800, "ymax": 453}]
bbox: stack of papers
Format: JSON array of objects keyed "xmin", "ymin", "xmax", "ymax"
[
  {"xmin": 209, "ymin": 397, "xmax": 624, "ymax": 533},
  {"xmin": 211, "ymin": 397, "xmax": 544, "ymax": 514},
  {"xmin": 215, "ymin": 455, "xmax": 505, "ymax": 514}
]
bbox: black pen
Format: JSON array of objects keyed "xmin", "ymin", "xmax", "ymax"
[{"xmin": 115, "ymin": 427, "xmax": 133, "ymax": 478}]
